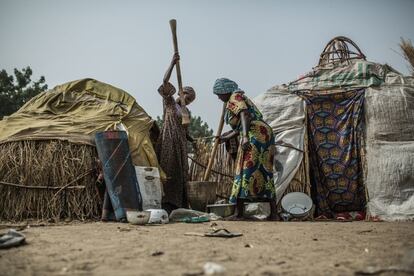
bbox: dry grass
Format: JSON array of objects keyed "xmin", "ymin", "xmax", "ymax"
[
  {"xmin": 188, "ymin": 139, "xmax": 235, "ymax": 199},
  {"xmin": 400, "ymin": 37, "xmax": 414, "ymax": 76},
  {"xmin": 0, "ymin": 140, "xmax": 101, "ymax": 222}
]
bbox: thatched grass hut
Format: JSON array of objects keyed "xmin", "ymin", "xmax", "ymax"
[{"xmin": 0, "ymin": 78, "xmax": 161, "ymax": 221}]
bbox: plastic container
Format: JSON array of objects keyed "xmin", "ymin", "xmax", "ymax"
[
  {"xmin": 146, "ymin": 209, "xmax": 169, "ymax": 224},
  {"xmin": 135, "ymin": 166, "xmax": 162, "ymax": 210}
]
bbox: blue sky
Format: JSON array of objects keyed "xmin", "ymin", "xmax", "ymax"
[{"xmin": 1, "ymin": 0, "xmax": 413, "ymax": 129}]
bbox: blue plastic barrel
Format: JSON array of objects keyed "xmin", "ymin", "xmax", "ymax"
[{"xmin": 95, "ymin": 131, "xmax": 142, "ymax": 221}]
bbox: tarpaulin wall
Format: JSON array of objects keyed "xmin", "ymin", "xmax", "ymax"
[{"xmin": 364, "ymin": 73, "xmax": 414, "ymax": 221}]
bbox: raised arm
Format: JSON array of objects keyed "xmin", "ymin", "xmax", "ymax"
[{"xmin": 163, "ymin": 53, "xmax": 180, "ymax": 85}]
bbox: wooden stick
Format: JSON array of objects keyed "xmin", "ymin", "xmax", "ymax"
[
  {"xmin": 50, "ymin": 168, "xmax": 95, "ymax": 200},
  {"xmin": 0, "ymin": 181, "xmax": 85, "ymax": 190},
  {"xmin": 187, "ymin": 155, "xmax": 233, "ymax": 178},
  {"xmin": 169, "ymin": 19, "xmax": 190, "ymax": 125},
  {"xmin": 203, "ymin": 103, "xmax": 226, "ymax": 181}
]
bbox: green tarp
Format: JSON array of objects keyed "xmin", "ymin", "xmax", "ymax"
[{"xmin": 288, "ymin": 60, "xmax": 396, "ymax": 92}]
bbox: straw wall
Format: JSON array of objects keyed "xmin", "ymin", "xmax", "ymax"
[{"xmin": 0, "ymin": 140, "xmax": 100, "ymax": 221}]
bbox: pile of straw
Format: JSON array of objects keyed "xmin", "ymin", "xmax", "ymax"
[{"xmin": 0, "ymin": 140, "xmax": 101, "ymax": 221}]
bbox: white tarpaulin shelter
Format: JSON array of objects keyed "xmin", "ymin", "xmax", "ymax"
[
  {"xmin": 364, "ymin": 74, "xmax": 414, "ymax": 220},
  {"xmin": 254, "ymin": 86, "xmax": 306, "ymax": 203}
]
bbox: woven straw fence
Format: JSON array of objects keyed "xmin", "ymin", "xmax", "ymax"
[
  {"xmin": 188, "ymin": 139, "xmax": 235, "ymax": 200},
  {"xmin": 0, "ymin": 140, "xmax": 100, "ymax": 222}
]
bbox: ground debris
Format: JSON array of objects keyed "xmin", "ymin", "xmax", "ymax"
[
  {"xmin": 354, "ymin": 266, "xmax": 414, "ymax": 275},
  {"xmin": 182, "ymin": 271, "xmax": 203, "ymax": 276},
  {"xmin": 151, "ymin": 250, "xmax": 164, "ymax": 256},
  {"xmin": 203, "ymin": 262, "xmax": 226, "ymax": 275},
  {"xmin": 357, "ymin": 229, "xmax": 373, "ymax": 234}
]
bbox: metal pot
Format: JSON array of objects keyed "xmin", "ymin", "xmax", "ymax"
[{"xmin": 207, "ymin": 203, "xmax": 236, "ymax": 218}]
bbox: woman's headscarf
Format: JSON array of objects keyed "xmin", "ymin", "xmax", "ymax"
[
  {"xmin": 213, "ymin": 78, "xmax": 241, "ymax": 95},
  {"xmin": 183, "ymin": 86, "xmax": 196, "ymax": 104}
]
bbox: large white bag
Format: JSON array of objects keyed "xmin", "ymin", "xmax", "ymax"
[{"xmin": 135, "ymin": 166, "xmax": 162, "ymax": 210}]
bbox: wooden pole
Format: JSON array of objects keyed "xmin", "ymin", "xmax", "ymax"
[
  {"xmin": 169, "ymin": 19, "xmax": 190, "ymax": 125},
  {"xmin": 203, "ymin": 103, "xmax": 226, "ymax": 181}
]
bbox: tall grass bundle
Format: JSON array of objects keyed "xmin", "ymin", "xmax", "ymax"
[
  {"xmin": 400, "ymin": 38, "xmax": 414, "ymax": 76},
  {"xmin": 0, "ymin": 140, "xmax": 101, "ymax": 221}
]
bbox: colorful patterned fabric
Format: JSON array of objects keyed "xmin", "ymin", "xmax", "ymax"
[
  {"xmin": 303, "ymin": 89, "xmax": 366, "ymax": 216},
  {"xmin": 213, "ymin": 78, "xmax": 241, "ymax": 95},
  {"xmin": 227, "ymin": 92, "xmax": 275, "ymax": 203}
]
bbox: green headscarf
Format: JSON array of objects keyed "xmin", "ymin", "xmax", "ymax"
[{"xmin": 213, "ymin": 78, "xmax": 241, "ymax": 95}]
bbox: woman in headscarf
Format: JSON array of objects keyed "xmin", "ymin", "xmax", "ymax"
[
  {"xmin": 214, "ymin": 78, "xmax": 277, "ymax": 220},
  {"xmin": 157, "ymin": 53, "xmax": 196, "ymax": 213}
]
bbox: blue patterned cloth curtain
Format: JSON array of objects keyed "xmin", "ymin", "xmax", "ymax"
[{"xmin": 303, "ymin": 89, "xmax": 366, "ymax": 216}]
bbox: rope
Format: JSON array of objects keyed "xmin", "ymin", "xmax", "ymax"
[
  {"xmin": 187, "ymin": 155, "xmax": 233, "ymax": 178},
  {"xmin": 0, "ymin": 167, "xmax": 94, "ymax": 208},
  {"xmin": 275, "ymin": 141, "xmax": 304, "ymax": 152}
]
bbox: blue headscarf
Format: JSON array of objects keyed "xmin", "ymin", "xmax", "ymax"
[{"xmin": 213, "ymin": 78, "xmax": 241, "ymax": 95}]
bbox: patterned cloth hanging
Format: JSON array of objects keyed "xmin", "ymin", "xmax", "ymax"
[{"xmin": 303, "ymin": 89, "xmax": 366, "ymax": 216}]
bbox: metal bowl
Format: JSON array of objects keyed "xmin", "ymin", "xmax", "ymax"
[
  {"xmin": 281, "ymin": 192, "xmax": 313, "ymax": 218},
  {"xmin": 207, "ymin": 203, "xmax": 236, "ymax": 218}
]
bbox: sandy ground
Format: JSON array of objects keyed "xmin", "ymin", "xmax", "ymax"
[{"xmin": 0, "ymin": 221, "xmax": 413, "ymax": 276}]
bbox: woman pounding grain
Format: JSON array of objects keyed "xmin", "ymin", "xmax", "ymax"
[
  {"xmin": 214, "ymin": 78, "xmax": 277, "ymax": 220},
  {"xmin": 157, "ymin": 53, "xmax": 196, "ymax": 213}
]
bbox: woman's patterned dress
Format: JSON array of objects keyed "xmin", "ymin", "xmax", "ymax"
[{"xmin": 226, "ymin": 92, "xmax": 276, "ymax": 203}]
